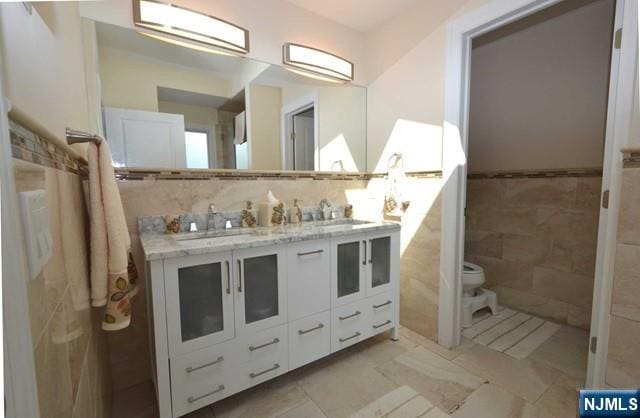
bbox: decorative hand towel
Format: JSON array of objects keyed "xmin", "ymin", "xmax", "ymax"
[{"xmin": 87, "ymin": 140, "xmax": 137, "ymax": 331}]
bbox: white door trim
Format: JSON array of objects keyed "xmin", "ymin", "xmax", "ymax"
[
  {"xmin": 440, "ymin": 0, "xmax": 636, "ymax": 390},
  {"xmin": 0, "ymin": 86, "xmax": 41, "ymax": 415},
  {"xmin": 587, "ymin": 0, "xmax": 637, "ymax": 388},
  {"xmin": 280, "ymin": 93, "xmax": 319, "ymax": 170}
]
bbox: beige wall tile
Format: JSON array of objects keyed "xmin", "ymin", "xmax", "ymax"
[
  {"xmin": 492, "ymin": 286, "xmax": 569, "ymax": 324},
  {"xmin": 606, "ymin": 315, "xmax": 640, "ymax": 388},
  {"xmin": 617, "ymin": 168, "xmax": 640, "ymax": 245},
  {"xmin": 611, "ymin": 243, "xmax": 640, "ymax": 322},
  {"xmin": 531, "ymin": 267, "xmax": 593, "ymax": 310},
  {"xmin": 505, "ymin": 178, "xmax": 577, "ymax": 208}
]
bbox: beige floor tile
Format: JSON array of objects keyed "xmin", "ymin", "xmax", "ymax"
[
  {"xmin": 528, "ymin": 325, "xmax": 588, "ymax": 380},
  {"xmin": 184, "ymin": 406, "xmax": 216, "ymax": 418},
  {"xmin": 453, "ymin": 344, "xmax": 560, "ymax": 403},
  {"xmin": 386, "ymin": 395, "xmax": 433, "ymax": 418},
  {"xmin": 400, "ymin": 326, "xmax": 474, "ymax": 361},
  {"xmin": 350, "ymin": 386, "xmax": 418, "ymax": 418},
  {"xmin": 462, "ymin": 309, "xmax": 516, "ymax": 339},
  {"xmin": 111, "ymin": 380, "xmax": 158, "ymax": 418},
  {"xmin": 474, "ymin": 312, "xmax": 531, "ymax": 345},
  {"xmin": 450, "ymin": 384, "xmax": 541, "ymax": 418},
  {"xmin": 297, "ymin": 351, "xmax": 398, "ymax": 418},
  {"xmin": 488, "ymin": 317, "xmax": 545, "ymax": 352},
  {"xmin": 212, "ymin": 376, "xmax": 309, "ymax": 418},
  {"xmin": 277, "ymin": 400, "xmax": 327, "ymax": 418},
  {"xmin": 376, "ymin": 346, "xmax": 484, "ymax": 413},
  {"xmin": 504, "ymin": 322, "xmax": 561, "ymax": 360},
  {"xmin": 421, "ymin": 408, "xmax": 449, "ymax": 418},
  {"xmin": 350, "ymin": 332, "xmax": 418, "ymax": 367},
  {"xmin": 535, "ymin": 374, "xmax": 582, "ymax": 418}
]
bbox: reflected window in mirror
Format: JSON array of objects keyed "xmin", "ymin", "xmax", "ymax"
[{"xmin": 184, "ymin": 130, "xmax": 210, "ymax": 169}]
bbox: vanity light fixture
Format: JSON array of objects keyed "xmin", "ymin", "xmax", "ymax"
[
  {"xmin": 132, "ymin": 0, "xmax": 249, "ymax": 55},
  {"xmin": 283, "ymin": 43, "xmax": 354, "ymax": 82}
]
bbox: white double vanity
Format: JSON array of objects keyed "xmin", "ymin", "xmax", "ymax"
[{"xmin": 141, "ymin": 219, "xmax": 401, "ymax": 417}]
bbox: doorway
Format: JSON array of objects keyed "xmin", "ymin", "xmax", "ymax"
[
  {"xmin": 440, "ymin": 0, "xmax": 637, "ymax": 390},
  {"xmin": 282, "ymin": 95, "xmax": 318, "ymax": 171}
]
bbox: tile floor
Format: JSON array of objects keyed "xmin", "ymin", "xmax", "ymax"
[{"xmin": 112, "ymin": 324, "xmax": 588, "ymax": 418}]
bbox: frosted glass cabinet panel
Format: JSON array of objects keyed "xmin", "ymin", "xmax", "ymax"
[
  {"xmin": 164, "ymin": 252, "xmax": 235, "ymax": 355},
  {"xmin": 244, "ymin": 254, "xmax": 279, "ymax": 324},
  {"xmin": 331, "ymin": 234, "xmax": 366, "ymax": 307},
  {"xmin": 178, "ymin": 263, "xmax": 224, "ymax": 342},
  {"xmin": 370, "ymin": 237, "xmax": 391, "ymax": 288},
  {"xmin": 234, "ymin": 247, "xmax": 287, "ymax": 334}
]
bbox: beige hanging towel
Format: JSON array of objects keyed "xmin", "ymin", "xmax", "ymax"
[{"xmin": 87, "ymin": 140, "xmax": 138, "ymax": 331}]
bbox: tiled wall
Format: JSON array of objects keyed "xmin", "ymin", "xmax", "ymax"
[
  {"xmin": 14, "ymin": 160, "xmax": 111, "ymax": 418},
  {"xmin": 113, "ymin": 174, "xmax": 442, "ymax": 388},
  {"xmin": 465, "ymin": 175, "xmax": 602, "ymax": 329},
  {"xmin": 606, "ymin": 164, "xmax": 640, "ymax": 387}
]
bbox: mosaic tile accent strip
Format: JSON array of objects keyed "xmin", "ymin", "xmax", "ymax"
[
  {"xmin": 622, "ymin": 148, "xmax": 640, "ymax": 168},
  {"xmin": 9, "ymin": 120, "xmax": 87, "ymax": 175},
  {"xmin": 468, "ymin": 167, "xmax": 603, "ymax": 179}
]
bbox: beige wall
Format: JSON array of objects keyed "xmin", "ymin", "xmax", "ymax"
[
  {"xmin": 468, "ymin": 0, "xmax": 614, "ymax": 172},
  {"xmin": 247, "ymin": 83, "xmax": 282, "ymax": 170},
  {"xmin": 0, "ymin": 3, "xmax": 91, "ymax": 142},
  {"xmin": 79, "ymin": 0, "xmax": 368, "ymax": 84},
  {"xmin": 99, "ymin": 46, "xmax": 231, "ymax": 111},
  {"xmin": 606, "ymin": 166, "xmax": 640, "ymax": 387},
  {"xmin": 281, "ymin": 83, "xmax": 367, "ymax": 172},
  {"xmin": 15, "ymin": 161, "xmax": 112, "ymax": 418},
  {"xmin": 465, "ymin": 176, "xmax": 601, "ymax": 329}
]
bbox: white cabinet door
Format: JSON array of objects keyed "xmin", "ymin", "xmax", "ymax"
[
  {"xmin": 103, "ymin": 106, "xmax": 186, "ymax": 168},
  {"xmin": 287, "ymin": 239, "xmax": 330, "ymax": 321},
  {"xmin": 233, "ymin": 246, "xmax": 287, "ymax": 335},
  {"xmin": 365, "ymin": 231, "xmax": 400, "ymax": 297},
  {"xmin": 164, "ymin": 252, "xmax": 235, "ymax": 356},
  {"xmin": 331, "ymin": 233, "xmax": 367, "ymax": 307}
]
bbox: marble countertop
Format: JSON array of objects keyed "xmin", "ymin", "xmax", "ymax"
[{"xmin": 140, "ymin": 219, "xmax": 401, "ymax": 261}]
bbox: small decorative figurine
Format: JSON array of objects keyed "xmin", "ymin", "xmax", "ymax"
[
  {"xmin": 290, "ymin": 199, "xmax": 303, "ymax": 224},
  {"xmin": 344, "ymin": 204, "xmax": 353, "ymax": 218},
  {"xmin": 242, "ymin": 201, "xmax": 257, "ymax": 227},
  {"xmin": 165, "ymin": 216, "xmax": 180, "ymax": 234},
  {"xmin": 271, "ymin": 202, "xmax": 286, "ymax": 225}
]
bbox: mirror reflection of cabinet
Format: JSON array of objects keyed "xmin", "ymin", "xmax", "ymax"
[
  {"xmin": 234, "ymin": 247, "xmax": 287, "ymax": 334},
  {"xmin": 165, "ymin": 253, "xmax": 235, "ymax": 355}
]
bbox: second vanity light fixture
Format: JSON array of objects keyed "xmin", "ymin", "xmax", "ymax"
[
  {"xmin": 283, "ymin": 43, "xmax": 354, "ymax": 82},
  {"xmin": 132, "ymin": 0, "xmax": 249, "ymax": 55}
]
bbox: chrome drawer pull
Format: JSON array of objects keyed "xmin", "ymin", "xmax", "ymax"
[
  {"xmin": 187, "ymin": 384, "xmax": 225, "ymax": 403},
  {"xmin": 185, "ymin": 356, "xmax": 224, "ymax": 373},
  {"xmin": 298, "ymin": 323, "xmax": 324, "ymax": 335},
  {"xmin": 339, "ymin": 332, "xmax": 361, "ymax": 343},
  {"xmin": 250, "ymin": 363, "xmax": 280, "ymax": 378},
  {"xmin": 225, "ymin": 261, "xmax": 231, "ymax": 294},
  {"xmin": 297, "ymin": 249, "xmax": 324, "ymax": 257},
  {"xmin": 339, "ymin": 310, "xmax": 361, "ymax": 321},
  {"xmin": 362, "ymin": 240, "xmax": 367, "ymax": 265},
  {"xmin": 373, "ymin": 300, "xmax": 392, "ymax": 309},
  {"xmin": 373, "ymin": 320, "xmax": 392, "ymax": 329},
  {"xmin": 249, "ymin": 337, "xmax": 280, "ymax": 352}
]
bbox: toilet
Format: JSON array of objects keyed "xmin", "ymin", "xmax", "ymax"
[{"xmin": 462, "ymin": 261, "xmax": 498, "ymax": 328}]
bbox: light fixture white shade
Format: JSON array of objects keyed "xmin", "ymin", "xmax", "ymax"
[
  {"xmin": 133, "ymin": 0, "xmax": 249, "ymax": 54},
  {"xmin": 283, "ymin": 43, "xmax": 354, "ymax": 82}
]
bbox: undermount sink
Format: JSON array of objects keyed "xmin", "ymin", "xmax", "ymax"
[{"xmin": 174, "ymin": 229, "xmax": 255, "ymax": 243}]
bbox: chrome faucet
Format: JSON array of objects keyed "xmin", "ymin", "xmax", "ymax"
[
  {"xmin": 319, "ymin": 198, "xmax": 333, "ymax": 220},
  {"xmin": 208, "ymin": 203, "xmax": 227, "ymax": 230}
]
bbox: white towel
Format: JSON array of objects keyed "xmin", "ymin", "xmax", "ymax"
[
  {"xmin": 234, "ymin": 111, "xmax": 246, "ymax": 145},
  {"xmin": 87, "ymin": 140, "xmax": 136, "ymax": 331}
]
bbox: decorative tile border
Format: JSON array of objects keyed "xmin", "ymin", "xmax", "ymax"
[
  {"xmin": 9, "ymin": 119, "xmax": 87, "ymax": 175},
  {"xmin": 115, "ymin": 168, "xmax": 443, "ymax": 181},
  {"xmin": 622, "ymin": 148, "xmax": 640, "ymax": 168},
  {"xmin": 468, "ymin": 167, "xmax": 603, "ymax": 179}
]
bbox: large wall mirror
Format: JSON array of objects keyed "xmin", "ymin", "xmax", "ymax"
[{"xmin": 94, "ymin": 21, "xmax": 367, "ymax": 172}]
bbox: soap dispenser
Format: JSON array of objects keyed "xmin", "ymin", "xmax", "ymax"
[{"xmin": 290, "ymin": 199, "xmax": 302, "ymax": 224}]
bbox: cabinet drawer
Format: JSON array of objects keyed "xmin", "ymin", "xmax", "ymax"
[
  {"xmin": 368, "ymin": 292, "xmax": 395, "ymax": 335},
  {"xmin": 287, "ymin": 240, "xmax": 331, "ymax": 321},
  {"xmin": 331, "ymin": 299, "xmax": 369, "ymax": 352},
  {"xmin": 170, "ymin": 341, "xmax": 237, "ymax": 417},
  {"xmin": 238, "ymin": 340, "xmax": 289, "ymax": 388},
  {"xmin": 289, "ymin": 311, "xmax": 331, "ymax": 369},
  {"xmin": 237, "ymin": 323, "xmax": 288, "ymax": 364}
]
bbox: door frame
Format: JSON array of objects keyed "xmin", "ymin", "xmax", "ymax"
[
  {"xmin": 439, "ymin": 0, "xmax": 637, "ymax": 390},
  {"xmin": 280, "ymin": 93, "xmax": 319, "ymax": 170}
]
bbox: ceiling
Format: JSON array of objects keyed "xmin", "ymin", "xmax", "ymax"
[
  {"xmin": 284, "ymin": 0, "xmax": 419, "ymax": 32},
  {"xmin": 157, "ymin": 87, "xmax": 230, "ymax": 108}
]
